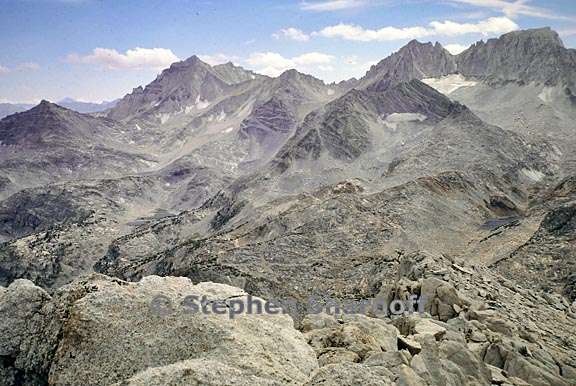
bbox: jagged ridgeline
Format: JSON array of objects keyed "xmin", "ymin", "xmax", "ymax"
[{"xmin": 1, "ymin": 27, "xmax": 576, "ymax": 385}]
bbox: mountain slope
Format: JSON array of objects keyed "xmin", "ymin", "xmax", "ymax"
[
  {"xmin": 272, "ymin": 79, "xmax": 456, "ymax": 170},
  {"xmin": 0, "ymin": 101, "xmax": 154, "ymax": 199},
  {"xmin": 212, "ymin": 62, "xmax": 264, "ymax": 84},
  {"xmin": 0, "ymin": 100, "xmax": 123, "ymax": 147}
]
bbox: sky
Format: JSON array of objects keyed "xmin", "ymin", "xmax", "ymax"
[{"xmin": 0, "ymin": 0, "xmax": 575, "ymax": 103}]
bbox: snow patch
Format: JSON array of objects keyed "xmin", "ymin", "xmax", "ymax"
[
  {"xmin": 384, "ymin": 113, "xmax": 426, "ymax": 130},
  {"xmin": 135, "ymin": 124, "xmax": 142, "ymax": 131},
  {"xmin": 522, "ymin": 168, "xmax": 545, "ymax": 182},
  {"xmin": 326, "ymin": 89, "xmax": 335, "ymax": 96},
  {"xmin": 155, "ymin": 113, "xmax": 171, "ymax": 124},
  {"xmin": 217, "ymin": 111, "xmax": 227, "ymax": 122},
  {"xmin": 538, "ymin": 87, "xmax": 556, "ymax": 104},
  {"xmin": 422, "ymin": 74, "xmax": 478, "ymax": 95},
  {"xmin": 223, "ymin": 127, "xmax": 234, "ymax": 133},
  {"xmin": 195, "ymin": 95, "xmax": 210, "ymax": 110},
  {"xmin": 140, "ymin": 159, "xmax": 158, "ymax": 168}
]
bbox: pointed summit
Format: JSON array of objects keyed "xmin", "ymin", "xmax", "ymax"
[
  {"xmin": 37, "ymin": 100, "xmax": 59, "ymax": 109},
  {"xmin": 0, "ymin": 98, "xmax": 115, "ymax": 147},
  {"xmin": 164, "ymin": 55, "xmax": 211, "ymax": 74},
  {"xmin": 31, "ymin": 100, "xmax": 69, "ymax": 115},
  {"xmin": 183, "ymin": 54, "xmax": 202, "ymax": 63},
  {"xmin": 358, "ymin": 39, "xmax": 456, "ymax": 91},
  {"xmin": 107, "ymin": 54, "xmax": 230, "ymax": 121},
  {"xmin": 276, "ymin": 69, "xmax": 325, "ymax": 87},
  {"xmin": 279, "ymin": 69, "xmax": 300, "ymax": 79}
]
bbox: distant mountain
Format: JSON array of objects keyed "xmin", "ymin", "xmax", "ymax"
[
  {"xmin": 0, "ymin": 103, "xmax": 34, "ymax": 119},
  {"xmin": 107, "ymin": 56, "xmax": 261, "ymax": 122},
  {"xmin": 359, "ymin": 27, "xmax": 576, "ymax": 94},
  {"xmin": 0, "ymin": 98, "xmax": 118, "ymax": 119},
  {"xmin": 456, "ymin": 27, "xmax": 576, "ymax": 90},
  {"xmin": 57, "ymin": 98, "xmax": 119, "ymax": 114},
  {"xmin": 0, "ymin": 100, "xmax": 154, "ymax": 198},
  {"xmin": 0, "ymin": 100, "xmax": 121, "ymax": 147}
]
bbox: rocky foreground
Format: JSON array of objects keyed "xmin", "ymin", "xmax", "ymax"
[{"xmin": 2, "ymin": 251, "xmax": 575, "ymax": 386}]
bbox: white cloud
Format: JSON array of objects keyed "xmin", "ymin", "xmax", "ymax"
[
  {"xmin": 246, "ymin": 51, "xmax": 334, "ymax": 77},
  {"xmin": 444, "ymin": 44, "xmax": 470, "ymax": 55},
  {"xmin": 315, "ymin": 24, "xmax": 430, "ymax": 41},
  {"xmin": 0, "ymin": 62, "xmax": 40, "ymax": 74},
  {"xmin": 314, "ymin": 17, "xmax": 518, "ymax": 41},
  {"xmin": 16, "ymin": 62, "xmax": 40, "ymax": 71},
  {"xmin": 448, "ymin": 0, "xmax": 571, "ymax": 20},
  {"xmin": 273, "ymin": 27, "xmax": 310, "ymax": 42},
  {"xmin": 293, "ymin": 52, "xmax": 334, "ymax": 65},
  {"xmin": 300, "ymin": 0, "xmax": 368, "ymax": 12},
  {"xmin": 199, "ymin": 53, "xmax": 238, "ymax": 65},
  {"xmin": 66, "ymin": 47, "xmax": 179, "ymax": 70},
  {"xmin": 429, "ymin": 17, "xmax": 518, "ymax": 36}
]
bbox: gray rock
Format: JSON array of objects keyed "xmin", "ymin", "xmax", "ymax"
[
  {"xmin": 413, "ymin": 318, "xmax": 447, "ymax": 340},
  {"xmin": 116, "ymin": 358, "xmax": 282, "ymax": 386},
  {"xmin": 304, "ymin": 363, "xmax": 394, "ymax": 386},
  {"xmin": 0, "ymin": 279, "xmax": 59, "ymax": 385},
  {"xmin": 317, "ymin": 348, "xmax": 360, "ymax": 367},
  {"xmin": 301, "ymin": 313, "xmax": 339, "ymax": 332}
]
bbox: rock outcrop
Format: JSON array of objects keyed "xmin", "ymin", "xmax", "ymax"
[
  {"xmin": 3, "ymin": 268, "xmax": 575, "ymax": 385},
  {"xmin": 0, "ymin": 275, "xmax": 317, "ymax": 386}
]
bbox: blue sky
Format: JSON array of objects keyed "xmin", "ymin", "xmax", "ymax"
[{"xmin": 0, "ymin": 0, "xmax": 575, "ymax": 103}]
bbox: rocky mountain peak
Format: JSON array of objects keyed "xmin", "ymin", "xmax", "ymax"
[
  {"xmin": 359, "ymin": 39, "xmax": 457, "ymax": 90},
  {"xmin": 357, "ymin": 27, "xmax": 574, "ymax": 93},
  {"xmin": 106, "ymin": 55, "xmax": 231, "ymax": 121},
  {"xmin": 28, "ymin": 100, "xmax": 68, "ymax": 116},
  {"xmin": 278, "ymin": 69, "xmax": 305, "ymax": 81},
  {"xmin": 401, "ymin": 40, "xmax": 440, "ymax": 54},
  {"xmin": 0, "ymin": 99, "xmax": 117, "ymax": 147},
  {"xmin": 500, "ymin": 27, "xmax": 564, "ymax": 48},
  {"xmin": 215, "ymin": 61, "xmax": 235, "ymax": 69},
  {"xmin": 212, "ymin": 61, "xmax": 262, "ymax": 84},
  {"xmin": 37, "ymin": 99, "xmax": 58, "ymax": 108},
  {"xmin": 160, "ymin": 55, "xmax": 212, "ymax": 77},
  {"xmin": 183, "ymin": 54, "xmax": 202, "ymax": 63},
  {"xmin": 276, "ymin": 69, "xmax": 327, "ymax": 89},
  {"xmin": 456, "ymin": 27, "xmax": 575, "ymax": 89}
]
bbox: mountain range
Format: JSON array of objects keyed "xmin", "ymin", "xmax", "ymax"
[
  {"xmin": 0, "ymin": 98, "xmax": 118, "ymax": 119},
  {"xmin": 1, "ymin": 27, "xmax": 576, "ymax": 385}
]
